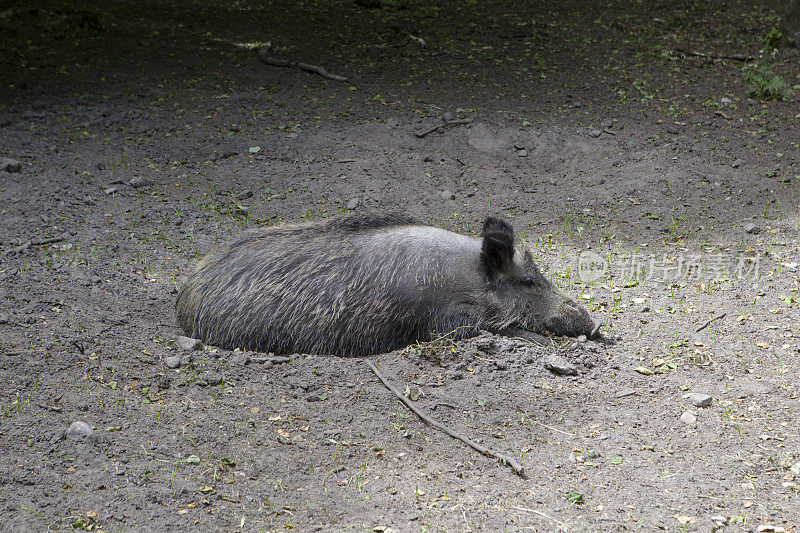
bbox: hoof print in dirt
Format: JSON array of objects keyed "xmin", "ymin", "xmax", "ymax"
[
  {"xmin": 0, "ymin": 158, "xmax": 22, "ymax": 173},
  {"xmin": 544, "ymin": 353, "xmax": 578, "ymax": 376}
]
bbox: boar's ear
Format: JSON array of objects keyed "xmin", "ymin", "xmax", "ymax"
[{"xmin": 481, "ymin": 217, "xmax": 515, "ymax": 288}]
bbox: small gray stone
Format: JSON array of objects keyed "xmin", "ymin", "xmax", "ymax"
[
  {"xmin": 176, "ymin": 336, "xmax": 203, "ymax": 351},
  {"xmin": 164, "ymin": 355, "xmax": 181, "ymax": 369},
  {"xmin": 679, "ymin": 411, "xmax": 697, "ymax": 424},
  {"xmin": 67, "ymin": 421, "xmax": 93, "ymax": 441},
  {"xmin": 614, "ymin": 388, "xmax": 637, "ymax": 398},
  {"xmin": 129, "ymin": 176, "xmax": 152, "ymax": 188},
  {"xmin": 440, "ymin": 190, "xmax": 456, "ymax": 200},
  {"xmin": 104, "ymin": 187, "xmax": 118, "ymax": 196},
  {"xmin": 0, "ymin": 158, "xmax": 21, "ymax": 173},
  {"xmin": 710, "ymin": 515, "xmax": 728, "ymax": 526},
  {"xmin": 731, "ymin": 159, "xmax": 744, "ymax": 168},
  {"xmin": 720, "ymin": 97, "xmax": 733, "ymax": 106},
  {"xmin": 544, "ymin": 354, "xmax": 578, "ymax": 376},
  {"xmin": 386, "ymin": 118, "xmax": 400, "ymax": 129},
  {"xmin": 573, "ymin": 101, "xmax": 582, "ymax": 108},
  {"xmin": 687, "ymin": 392, "xmax": 713, "ymax": 407},
  {"xmin": 198, "ymin": 371, "xmax": 223, "ymax": 387},
  {"xmin": 744, "ymin": 223, "xmax": 762, "ymax": 234},
  {"xmin": 666, "ymin": 126, "xmax": 679, "ymax": 135},
  {"xmin": 517, "ymin": 149, "xmax": 528, "ymax": 157},
  {"xmin": 231, "ymin": 350, "xmax": 250, "ymax": 366},
  {"xmin": 587, "ymin": 128, "xmax": 602, "ymax": 138},
  {"xmin": 346, "ymin": 197, "xmax": 360, "ymax": 210}
]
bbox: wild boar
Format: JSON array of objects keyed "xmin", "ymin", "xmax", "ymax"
[{"xmin": 176, "ymin": 213, "xmax": 597, "ymax": 356}]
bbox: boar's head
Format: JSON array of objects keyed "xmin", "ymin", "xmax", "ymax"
[{"xmin": 481, "ymin": 217, "xmax": 598, "ymax": 339}]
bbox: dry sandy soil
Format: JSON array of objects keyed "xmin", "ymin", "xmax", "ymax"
[{"xmin": 1, "ymin": 0, "xmax": 800, "ymax": 531}]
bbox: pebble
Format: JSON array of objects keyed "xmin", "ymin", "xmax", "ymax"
[
  {"xmin": 687, "ymin": 392, "xmax": 713, "ymax": 407},
  {"xmin": 386, "ymin": 118, "xmax": 400, "ymax": 129},
  {"xmin": 743, "ymin": 223, "xmax": 762, "ymax": 234},
  {"xmin": 679, "ymin": 411, "xmax": 697, "ymax": 424},
  {"xmin": 517, "ymin": 149, "xmax": 528, "ymax": 157},
  {"xmin": 587, "ymin": 128, "xmax": 602, "ymax": 138},
  {"xmin": 129, "ymin": 176, "xmax": 152, "ymax": 188},
  {"xmin": 720, "ymin": 97, "xmax": 733, "ymax": 106},
  {"xmin": 440, "ymin": 190, "xmax": 456, "ymax": 200},
  {"xmin": 198, "ymin": 371, "xmax": 223, "ymax": 387},
  {"xmin": 666, "ymin": 126, "xmax": 679, "ymax": 135},
  {"xmin": 346, "ymin": 197, "xmax": 360, "ymax": 210},
  {"xmin": 731, "ymin": 159, "xmax": 744, "ymax": 168},
  {"xmin": 104, "ymin": 187, "xmax": 117, "ymax": 195},
  {"xmin": 176, "ymin": 336, "xmax": 203, "ymax": 351},
  {"xmin": 0, "ymin": 158, "xmax": 21, "ymax": 173},
  {"xmin": 164, "ymin": 355, "xmax": 181, "ymax": 369},
  {"xmin": 614, "ymin": 388, "xmax": 637, "ymax": 398},
  {"xmin": 757, "ymin": 526, "xmax": 786, "ymax": 533},
  {"xmin": 544, "ymin": 354, "xmax": 578, "ymax": 376},
  {"xmin": 67, "ymin": 421, "xmax": 93, "ymax": 441},
  {"xmin": 710, "ymin": 515, "xmax": 728, "ymax": 526},
  {"xmin": 230, "ymin": 350, "xmax": 250, "ymax": 366}
]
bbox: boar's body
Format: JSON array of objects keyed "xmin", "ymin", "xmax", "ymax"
[{"xmin": 176, "ymin": 213, "xmax": 595, "ymax": 356}]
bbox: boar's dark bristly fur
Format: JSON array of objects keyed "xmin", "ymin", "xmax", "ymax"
[{"xmin": 176, "ymin": 212, "xmax": 597, "ymax": 356}]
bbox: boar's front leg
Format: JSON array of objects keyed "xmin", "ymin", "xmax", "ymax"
[{"xmin": 499, "ymin": 327, "xmax": 552, "ymax": 346}]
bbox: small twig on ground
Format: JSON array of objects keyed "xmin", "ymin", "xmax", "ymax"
[
  {"xmin": 250, "ymin": 355, "xmax": 294, "ymax": 364},
  {"xmin": 512, "ymin": 506, "xmax": 566, "ymax": 527},
  {"xmin": 675, "ymin": 49, "xmax": 754, "ymax": 62},
  {"xmin": 366, "ymin": 359, "xmax": 527, "ymax": 478},
  {"xmin": 258, "ymin": 42, "xmax": 347, "ymax": 82},
  {"xmin": 0, "ymin": 234, "xmax": 67, "ymax": 261},
  {"xmin": 529, "ymin": 419, "xmax": 574, "ymax": 438},
  {"xmin": 415, "ymin": 117, "xmax": 473, "ymax": 138},
  {"xmin": 696, "ymin": 312, "xmax": 727, "ymax": 333}
]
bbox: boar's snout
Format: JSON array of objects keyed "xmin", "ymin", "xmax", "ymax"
[{"xmin": 544, "ymin": 298, "xmax": 598, "ymax": 339}]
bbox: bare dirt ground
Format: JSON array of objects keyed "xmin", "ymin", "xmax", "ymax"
[{"xmin": 1, "ymin": 0, "xmax": 800, "ymax": 531}]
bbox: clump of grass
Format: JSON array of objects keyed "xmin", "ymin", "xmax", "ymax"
[
  {"xmin": 744, "ymin": 66, "xmax": 792, "ymax": 101},
  {"xmin": 763, "ymin": 28, "xmax": 783, "ymax": 49}
]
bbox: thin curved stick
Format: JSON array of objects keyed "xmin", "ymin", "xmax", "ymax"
[{"xmin": 366, "ymin": 360, "xmax": 527, "ymax": 479}]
